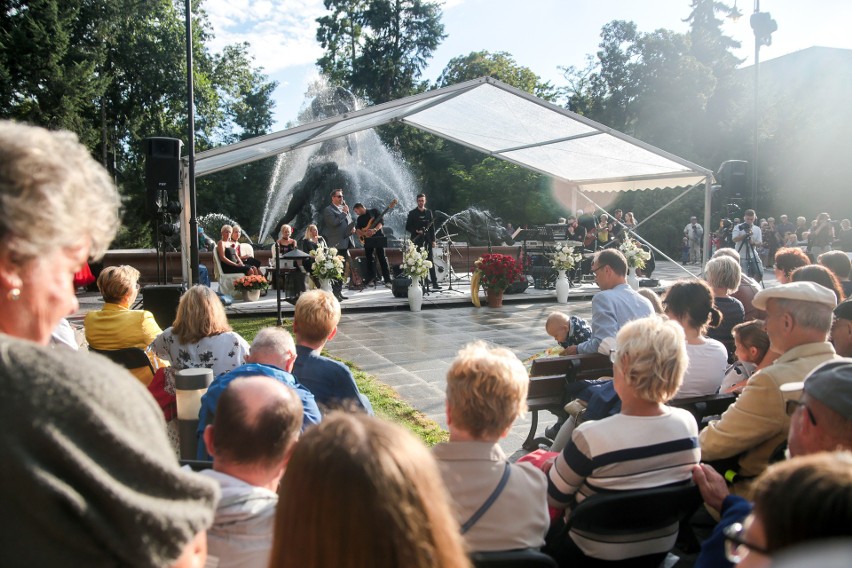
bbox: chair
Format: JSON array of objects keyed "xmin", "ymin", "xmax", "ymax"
[
  {"xmin": 669, "ymin": 392, "xmax": 738, "ymax": 427},
  {"xmin": 91, "ymin": 347, "xmax": 155, "ymax": 375},
  {"xmin": 212, "ymin": 247, "xmax": 242, "ymax": 297},
  {"xmin": 470, "ymin": 548, "xmax": 557, "ymax": 568},
  {"xmin": 558, "ymin": 484, "xmax": 703, "ymax": 567}
]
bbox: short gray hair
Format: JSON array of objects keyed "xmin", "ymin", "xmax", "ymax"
[
  {"xmin": 705, "ymin": 256, "xmax": 741, "ymax": 293},
  {"xmin": 712, "ymin": 247, "xmax": 741, "ymax": 262},
  {"xmin": 0, "ymin": 121, "xmax": 120, "ymax": 260},
  {"xmin": 774, "ymin": 298, "xmax": 834, "ymax": 333},
  {"xmin": 251, "ymin": 327, "xmax": 296, "ymax": 357}
]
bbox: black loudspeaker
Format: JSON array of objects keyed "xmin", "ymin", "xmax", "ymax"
[
  {"xmin": 141, "ymin": 284, "xmax": 185, "ymax": 329},
  {"xmin": 717, "ymin": 160, "xmax": 748, "ymax": 199},
  {"xmin": 144, "ymin": 137, "xmax": 183, "ymax": 215},
  {"xmin": 392, "ymin": 275, "xmax": 411, "ymax": 298}
]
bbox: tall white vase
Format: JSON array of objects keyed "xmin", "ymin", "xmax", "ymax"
[
  {"xmin": 320, "ymin": 279, "xmax": 333, "ymax": 293},
  {"xmin": 408, "ymin": 281, "xmax": 423, "ymax": 311},
  {"xmin": 555, "ymin": 269, "xmax": 570, "ymax": 303},
  {"xmin": 627, "ymin": 269, "xmax": 640, "ymax": 291}
]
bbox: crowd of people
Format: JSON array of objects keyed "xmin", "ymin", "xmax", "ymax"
[{"xmin": 3, "ymin": 120, "xmax": 852, "ymax": 568}]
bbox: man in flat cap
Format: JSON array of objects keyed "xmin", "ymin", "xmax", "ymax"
[
  {"xmin": 700, "ymin": 281, "xmax": 840, "ymax": 487},
  {"xmin": 831, "ymin": 299, "xmax": 852, "ymax": 357}
]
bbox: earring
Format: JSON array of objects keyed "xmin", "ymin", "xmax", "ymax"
[{"xmin": 7, "ymin": 288, "xmax": 21, "ymax": 301}]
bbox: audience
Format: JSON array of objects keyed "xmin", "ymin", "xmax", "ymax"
[
  {"xmin": 704, "ymin": 256, "xmax": 745, "ymax": 361},
  {"xmin": 84, "ymin": 265, "xmax": 167, "ymax": 385},
  {"xmin": 712, "ymin": 248, "xmax": 764, "ymax": 321},
  {"xmin": 0, "ymin": 120, "xmax": 216, "ymax": 566},
  {"xmin": 818, "ymin": 250, "xmax": 852, "ymax": 298},
  {"xmin": 196, "ymin": 327, "xmax": 322, "ymax": 460},
  {"xmin": 545, "ymin": 311, "xmax": 591, "ymax": 354},
  {"xmin": 433, "ymin": 341, "xmax": 549, "ymax": 552},
  {"xmin": 773, "ymin": 247, "xmax": 811, "ymax": 284},
  {"xmin": 638, "ymin": 287, "xmax": 664, "ymax": 313},
  {"xmin": 832, "ymin": 299, "xmax": 852, "ymax": 357},
  {"xmin": 269, "ymin": 413, "xmax": 470, "ymax": 568},
  {"xmin": 663, "ymin": 280, "xmax": 728, "ymax": 398},
  {"xmin": 201, "ymin": 376, "xmax": 303, "ymax": 568},
  {"xmin": 791, "ymin": 264, "xmax": 845, "ymax": 303},
  {"xmin": 546, "ymin": 316, "xmax": 700, "ymax": 565},
  {"xmin": 151, "ymin": 285, "xmax": 250, "ymax": 382},
  {"xmin": 700, "ymin": 281, "xmax": 838, "ymax": 488},
  {"xmin": 721, "ymin": 320, "xmax": 774, "ymax": 394},
  {"xmin": 291, "ymin": 290, "xmax": 373, "ymax": 413}
]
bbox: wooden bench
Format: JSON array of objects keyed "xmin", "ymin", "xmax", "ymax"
[
  {"xmin": 669, "ymin": 392, "xmax": 738, "ymax": 428},
  {"xmin": 524, "ymin": 353, "xmax": 612, "ymax": 450}
]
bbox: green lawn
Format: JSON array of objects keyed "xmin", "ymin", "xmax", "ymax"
[{"xmin": 230, "ymin": 316, "xmax": 448, "ymax": 446}]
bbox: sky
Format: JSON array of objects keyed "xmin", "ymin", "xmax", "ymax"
[{"xmin": 202, "ymin": 0, "xmax": 852, "ymax": 131}]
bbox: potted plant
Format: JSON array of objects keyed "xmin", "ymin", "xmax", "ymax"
[
  {"xmin": 401, "ymin": 242, "xmax": 433, "ymax": 311},
  {"xmin": 548, "ymin": 243, "xmax": 582, "ymax": 303},
  {"xmin": 234, "ymin": 274, "xmax": 270, "ymax": 302},
  {"xmin": 619, "ymin": 237, "xmax": 652, "ymax": 290},
  {"xmin": 309, "ymin": 243, "xmax": 344, "ymax": 292},
  {"xmin": 470, "ymin": 253, "xmax": 523, "ymax": 308}
]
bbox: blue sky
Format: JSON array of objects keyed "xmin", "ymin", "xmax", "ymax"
[{"xmin": 203, "ymin": 0, "xmax": 852, "ymax": 131}]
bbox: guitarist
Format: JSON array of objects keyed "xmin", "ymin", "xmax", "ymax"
[
  {"xmin": 405, "ymin": 193, "xmax": 441, "ymax": 290},
  {"xmin": 354, "ymin": 202, "xmax": 393, "ymax": 286}
]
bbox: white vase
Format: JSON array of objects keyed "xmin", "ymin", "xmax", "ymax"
[
  {"xmin": 627, "ymin": 269, "xmax": 640, "ymax": 291},
  {"xmin": 555, "ymin": 269, "xmax": 570, "ymax": 303},
  {"xmin": 320, "ymin": 279, "xmax": 333, "ymax": 293},
  {"xmin": 408, "ymin": 281, "xmax": 423, "ymax": 311},
  {"xmin": 244, "ymin": 289, "xmax": 261, "ymax": 302}
]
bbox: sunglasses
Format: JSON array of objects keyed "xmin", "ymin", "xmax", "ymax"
[{"xmin": 785, "ymin": 399, "xmax": 817, "ymax": 425}]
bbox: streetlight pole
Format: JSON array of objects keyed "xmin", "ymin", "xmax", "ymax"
[{"xmin": 185, "ymin": 0, "xmax": 199, "ymax": 284}]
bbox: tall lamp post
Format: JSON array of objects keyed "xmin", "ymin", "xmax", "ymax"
[
  {"xmin": 748, "ymin": 2, "xmax": 777, "ymax": 210},
  {"xmin": 185, "ymin": 0, "xmax": 199, "ymax": 284}
]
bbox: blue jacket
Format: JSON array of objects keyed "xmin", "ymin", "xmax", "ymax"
[
  {"xmin": 196, "ymin": 363, "xmax": 322, "ymax": 460},
  {"xmin": 292, "ymin": 344, "xmax": 373, "ymax": 415}
]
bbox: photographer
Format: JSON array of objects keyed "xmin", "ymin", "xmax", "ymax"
[
  {"xmin": 732, "ymin": 209, "xmax": 764, "ymax": 278},
  {"xmin": 810, "ymin": 212, "xmax": 835, "ymax": 257},
  {"xmin": 683, "ymin": 215, "xmax": 704, "ymax": 265}
]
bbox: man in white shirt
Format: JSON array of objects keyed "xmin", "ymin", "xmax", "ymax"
[
  {"xmin": 683, "ymin": 215, "xmax": 704, "ymax": 265},
  {"xmin": 731, "ymin": 209, "xmax": 763, "ymax": 279}
]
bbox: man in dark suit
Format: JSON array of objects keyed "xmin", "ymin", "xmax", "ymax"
[
  {"xmin": 405, "ymin": 193, "xmax": 441, "ymax": 290},
  {"xmin": 321, "ymin": 188, "xmax": 354, "ymax": 301}
]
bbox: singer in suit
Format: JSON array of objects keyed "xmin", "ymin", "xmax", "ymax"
[
  {"xmin": 405, "ymin": 193, "xmax": 441, "ymax": 290},
  {"xmin": 321, "ymin": 188, "xmax": 354, "ymax": 301}
]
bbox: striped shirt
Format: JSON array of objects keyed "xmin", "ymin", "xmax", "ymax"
[{"xmin": 547, "ymin": 408, "xmax": 700, "ymax": 560}]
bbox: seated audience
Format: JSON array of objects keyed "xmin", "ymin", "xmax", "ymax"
[
  {"xmin": 704, "ymin": 256, "xmax": 745, "ymax": 361},
  {"xmin": 196, "ymin": 327, "xmax": 321, "ymax": 460},
  {"xmin": 218, "ymin": 224, "xmax": 258, "ymax": 275},
  {"xmin": 201, "ymin": 376, "xmax": 303, "ymax": 568},
  {"xmin": 151, "ymin": 285, "xmax": 250, "ymax": 382},
  {"xmin": 84, "ymin": 265, "xmax": 167, "ymax": 385},
  {"xmin": 712, "ymin": 248, "xmax": 764, "ymax": 321},
  {"xmin": 231, "ymin": 224, "xmax": 262, "ymax": 271},
  {"xmin": 721, "ymin": 320, "xmax": 775, "ymax": 393},
  {"xmin": 791, "ymin": 264, "xmax": 845, "ymax": 303},
  {"xmin": 700, "ymin": 282, "xmax": 838, "ymax": 488},
  {"xmin": 546, "ymin": 316, "xmax": 700, "ymax": 564},
  {"xmin": 0, "ymin": 120, "xmax": 216, "ymax": 566},
  {"xmin": 832, "ymin": 299, "xmax": 852, "ymax": 357},
  {"xmin": 638, "ymin": 287, "xmax": 664, "ymax": 313},
  {"xmin": 818, "ymin": 250, "xmax": 852, "ymax": 298},
  {"xmin": 269, "ymin": 413, "xmax": 469, "ymax": 568},
  {"xmin": 545, "ymin": 311, "xmax": 592, "ymax": 355},
  {"xmin": 773, "ymin": 247, "xmax": 810, "ymax": 284},
  {"xmin": 433, "ymin": 341, "xmax": 549, "ymax": 552},
  {"xmin": 291, "ymin": 290, "xmax": 373, "ymax": 413},
  {"xmin": 663, "ymin": 280, "xmax": 728, "ymax": 398}
]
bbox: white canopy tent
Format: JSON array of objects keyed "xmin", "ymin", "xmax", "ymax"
[{"xmin": 180, "ymin": 77, "xmax": 714, "ymax": 282}]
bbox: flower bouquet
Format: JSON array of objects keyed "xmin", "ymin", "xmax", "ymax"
[
  {"xmin": 549, "ymin": 243, "xmax": 582, "ymax": 271},
  {"xmin": 309, "ymin": 244, "xmax": 344, "ymax": 281},
  {"xmin": 473, "ymin": 253, "xmax": 524, "ymax": 291},
  {"xmin": 233, "ymin": 274, "xmax": 270, "ymax": 291},
  {"xmin": 619, "ymin": 237, "xmax": 652, "ymax": 270},
  {"xmin": 401, "ymin": 242, "xmax": 433, "ymax": 280}
]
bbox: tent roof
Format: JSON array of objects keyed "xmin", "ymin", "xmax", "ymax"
[{"xmin": 192, "ymin": 77, "xmax": 711, "ymax": 192}]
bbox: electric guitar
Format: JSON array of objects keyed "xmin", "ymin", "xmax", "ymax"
[{"xmin": 357, "ymin": 199, "xmax": 398, "ymax": 245}]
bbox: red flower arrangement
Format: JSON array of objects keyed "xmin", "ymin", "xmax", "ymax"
[
  {"xmin": 473, "ymin": 253, "xmax": 524, "ymax": 291},
  {"xmin": 234, "ymin": 274, "xmax": 270, "ymax": 291}
]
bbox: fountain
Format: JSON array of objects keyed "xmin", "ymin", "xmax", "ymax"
[{"xmin": 258, "ymin": 80, "xmax": 419, "ymax": 243}]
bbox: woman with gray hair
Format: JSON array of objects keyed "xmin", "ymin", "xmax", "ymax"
[
  {"xmin": 0, "ymin": 121, "xmax": 216, "ymax": 566},
  {"xmin": 705, "ymin": 255, "xmax": 746, "ymax": 361}
]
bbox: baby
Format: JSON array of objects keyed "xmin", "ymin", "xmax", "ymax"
[{"xmin": 545, "ymin": 312, "xmax": 592, "ymax": 355}]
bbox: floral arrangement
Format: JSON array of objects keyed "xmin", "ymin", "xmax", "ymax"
[
  {"xmin": 310, "ymin": 244, "xmax": 345, "ymax": 280},
  {"xmin": 549, "ymin": 243, "xmax": 583, "ymax": 271},
  {"xmin": 619, "ymin": 237, "xmax": 652, "ymax": 270},
  {"xmin": 401, "ymin": 242, "xmax": 433, "ymax": 279},
  {"xmin": 473, "ymin": 253, "xmax": 524, "ymax": 291},
  {"xmin": 233, "ymin": 274, "xmax": 270, "ymax": 291}
]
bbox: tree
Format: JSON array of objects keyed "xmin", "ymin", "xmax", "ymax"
[{"xmin": 436, "ymin": 50, "xmax": 557, "ymax": 101}]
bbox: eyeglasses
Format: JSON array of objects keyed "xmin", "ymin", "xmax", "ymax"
[
  {"xmin": 333, "ymin": 193, "xmax": 343, "ymax": 198},
  {"xmin": 785, "ymin": 399, "xmax": 817, "ymax": 425},
  {"xmin": 591, "ymin": 265, "xmax": 605, "ymax": 274},
  {"xmin": 723, "ymin": 522, "xmax": 770, "ymax": 563}
]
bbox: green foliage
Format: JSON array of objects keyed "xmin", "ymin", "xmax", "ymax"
[{"xmin": 437, "ymin": 50, "xmax": 557, "ymax": 101}]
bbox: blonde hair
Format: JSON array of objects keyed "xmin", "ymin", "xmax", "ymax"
[
  {"xmin": 279, "ymin": 224, "xmax": 293, "ymax": 238},
  {"xmin": 96, "ymin": 265, "xmax": 141, "ymax": 304},
  {"xmin": 171, "ymin": 285, "xmax": 232, "ymax": 344},
  {"xmin": 0, "ymin": 121, "xmax": 120, "ymax": 260},
  {"xmin": 615, "ymin": 316, "xmax": 687, "ymax": 403},
  {"xmin": 705, "ymin": 256, "xmax": 741, "ymax": 293},
  {"xmin": 446, "ymin": 341, "xmax": 528, "ymax": 439},
  {"xmin": 270, "ymin": 413, "xmax": 470, "ymax": 568},
  {"xmin": 294, "ymin": 290, "xmax": 340, "ymax": 344}
]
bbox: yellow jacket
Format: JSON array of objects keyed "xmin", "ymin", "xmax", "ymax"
[{"xmin": 84, "ymin": 303, "xmax": 168, "ymax": 386}]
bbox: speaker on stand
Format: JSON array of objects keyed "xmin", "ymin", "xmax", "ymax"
[{"xmin": 144, "ymin": 137, "xmax": 183, "ymax": 285}]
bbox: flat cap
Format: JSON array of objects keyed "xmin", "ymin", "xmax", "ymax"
[
  {"xmin": 752, "ymin": 281, "xmax": 838, "ymax": 310},
  {"xmin": 781, "ymin": 358, "xmax": 852, "ymax": 418}
]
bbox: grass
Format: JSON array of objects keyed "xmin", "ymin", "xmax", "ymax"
[{"xmin": 230, "ymin": 316, "xmax": 449, "ymax": 446}]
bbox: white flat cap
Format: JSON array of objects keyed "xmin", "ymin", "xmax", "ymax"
[{"xmin": 752, "ymin": 281, "xmax": 838, "ymax": 310}]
